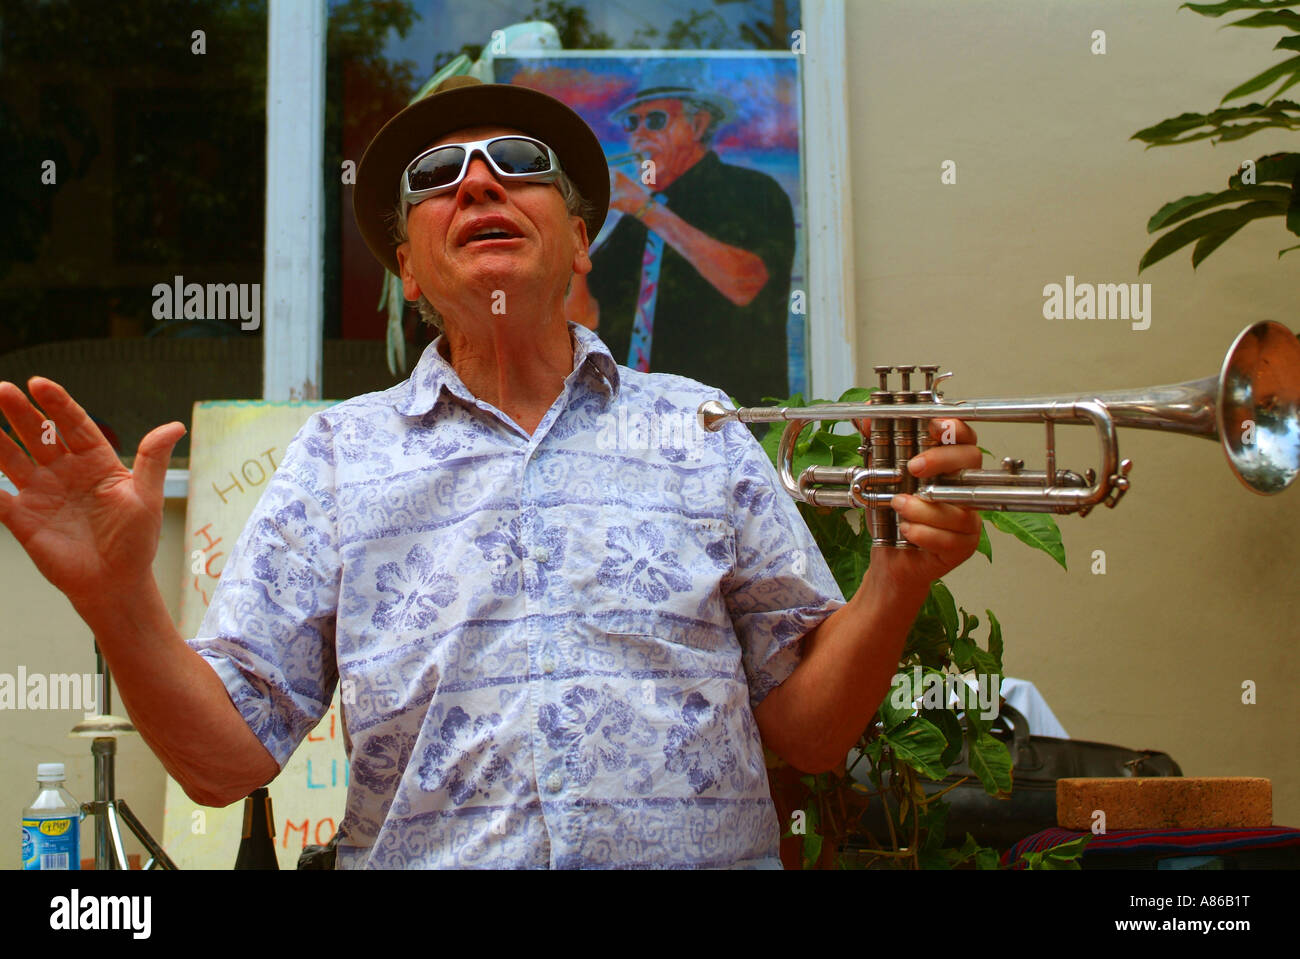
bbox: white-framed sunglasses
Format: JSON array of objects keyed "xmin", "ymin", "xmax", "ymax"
[{"xmin": 400, "ymin": 135, "xmax": 564, "ymax": 216}]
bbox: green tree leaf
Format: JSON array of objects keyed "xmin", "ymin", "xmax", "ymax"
[
  {"xmin": 883, "ymin": 716, "xmax": 950, "ymax": 781},
  {"xmin": 1221, "ymin": 53, "xmax": 1300, "ymax": 103},
  {"xmin": 1229, "ymin": 9, "xmax": 1300, "ymax": 31},
  {"xmin": 986, "ymin": 608, "xmax": 1004, "ymax": 670},
  {"xmin": 1193, "ymin": 223, "xmax": 1251, "ymax": 265},
  {"xmin": 929, "ymin": 707, "xmax": 965, "ymax": 767},
  {"xmin": 981, "ymin": 511, "xmax": 1066, "ymax": 569},
  {"xmin": 931, "ymin": 581, "xmax": 958, "ymax": 644},
  {"xmin": 1140, "ymin": 201, "xmax": 1284, "ymax": 271},
  {"xmin": 879, "ymin": 670, "xmax": 916, "ymax": 731},
  {"xmin": 1147, "ymin": 186, "xmax": 1290, "ymax": 231},
  {"xmin": 967, "ymin": 730, "xmax": 1013, "ymax": 797},
  {"xmin": 1185, "ymin": 2, "xmax": 1300, "ymax": 18}
]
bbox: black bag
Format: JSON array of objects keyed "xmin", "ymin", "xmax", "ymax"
[{"xmin": 847, "ymin": 703, "xmax": 1182, "ymax": 850}]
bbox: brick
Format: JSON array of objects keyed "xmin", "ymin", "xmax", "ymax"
[{"xmin": 1057, "ymin": 777, "xmax": 1271, "ymax": 831}]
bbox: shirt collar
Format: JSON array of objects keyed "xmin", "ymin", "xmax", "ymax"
[{"xmin": 392, "ymin": 321, "xmax": 621, "ymax": 417}]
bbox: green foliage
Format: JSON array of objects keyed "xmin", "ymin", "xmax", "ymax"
[
  {"xmin": 763, "ymin": 390, "xmax": 1066, "ymax": 868},
  {"xmin": 1015, "ymin": 835, "xmax": 1090, "ymax": 870},
  {"xmin": 1134, "ymin": 1, "xmax": 1300, "ymax": 269}
]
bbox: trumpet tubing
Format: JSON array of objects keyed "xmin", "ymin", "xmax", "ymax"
[{"xmin": 697, "ymin": 322, "xmax": 1300, "ymax": 549}]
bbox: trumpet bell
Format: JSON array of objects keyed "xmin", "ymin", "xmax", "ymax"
[{"xmin": 1220, "ymin": 321, "xmax": 1300, "ymax": 494}]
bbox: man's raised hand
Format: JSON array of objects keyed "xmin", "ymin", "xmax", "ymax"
[{"xmin": 0, "ymin": 377, "xmax": 186, "ymax": 614}]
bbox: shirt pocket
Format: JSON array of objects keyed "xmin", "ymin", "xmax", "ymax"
[{"xmin": 567, "ymin": 511, "xmax": 734, "ymax": 631}]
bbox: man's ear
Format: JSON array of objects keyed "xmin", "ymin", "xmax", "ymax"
[
  {"xmin": 690, "ymin": 108, "xmax": 712, "ymax": 141},
  {"xmin": 395, "ymin": 242, "xmax": 423, "ymax": 301},
  {"xmin": 570, "ymin": 215, "xmax": 592, "ymax": 276}
]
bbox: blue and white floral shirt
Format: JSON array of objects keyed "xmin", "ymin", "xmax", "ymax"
[{"xmin": 190, "ymin": 323, "xmax": 844, "ymax": 868}]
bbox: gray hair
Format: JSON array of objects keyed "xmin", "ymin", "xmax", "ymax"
[{"xmin": 388, "ymin": 170, "xmax": 597, "ymax": 333}]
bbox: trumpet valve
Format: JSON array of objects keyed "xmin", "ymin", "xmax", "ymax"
[{"xmin": 1103, "ymin": 459, "xmax": 1134, "ymax": 508}]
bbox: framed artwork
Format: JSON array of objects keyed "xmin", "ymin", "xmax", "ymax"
[{"xmin": 494, "ymin": 52, "xmax": 806, "ymax": 406}]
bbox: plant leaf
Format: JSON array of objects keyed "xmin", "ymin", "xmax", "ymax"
[
  {"xmin": 967, "ymin": 730, "xmax": 1014, "ymax": 798},
  {"xmin": 986, "ymin": 608, "xmax": 1004, "ymax": 670},
  {"xmin": 1228, "ymin": 9, "xmax": 1300, "ymax": 30},
  {"xmin": 883, "ymin": 716, "xmax": 950, "ymax": 781},
  {"xmin": 975, "ymin": 520, "xmax": 992, "ymax": 561},
  {"xmin": 929, "ymin": 707, "xmax": 965, "ymax": 767},
  {"xmin": 1147, "ymin": 186, "xmax": 1290, "ymax": 231},
  {"xmin": 879, "ymin": 670, "xmax": 916, "ymax": 731},
  {"xmin": 1140, "ymin": 201, "xmax": 1282, "ymax": 271},
  {"xmin": 1221, "ymin": 54, "xmax": 1300, "ymax": 103},
  {"xmin": 1230, "ymin": 152, "xmax": 1300, "ymax": 186},
  {"xmin": 1183, "ymin": 2, "xmax": 1300, "ymax": 18},
  {"xmin": 981, "ymin": 511, "xmax": 1066, "ymax": 568},
  {"xmin": 1192, "ymin": 222, "xmax": 1250, "ymax": 265},
  {"xmin": 931, "ymin": 581, "xmax": 958, "ymax": 644}
]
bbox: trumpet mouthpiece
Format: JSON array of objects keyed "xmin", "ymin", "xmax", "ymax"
[{"xmin": 697, "ymin": 400, "xmax": 734, "ymax": 432}]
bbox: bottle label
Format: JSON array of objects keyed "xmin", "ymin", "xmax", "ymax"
[{"xmin": 21, "ymin": 817, "xmax": 79, "ymax": 870}]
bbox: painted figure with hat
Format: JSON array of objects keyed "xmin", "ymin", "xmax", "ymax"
[
  {"xmin": 0, "ymin": 76, "xmax": 983, "ymax": 869},
  {"xmin": 569, "ymin": 61, "xmax": 795, "ymax": 409}
]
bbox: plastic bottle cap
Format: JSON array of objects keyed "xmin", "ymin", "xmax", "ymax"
[{"xmin": 37, "ymin": 763, "xmax": 66, "ymax": 782}]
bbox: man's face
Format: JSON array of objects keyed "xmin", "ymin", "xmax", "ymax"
[
  {"xmin": 623, "ymin": 98, "xmax": 711, "ymax": 185},
  {"xmin": 395, "ymin": 124, "xmax": 590, "ymax": 321}
]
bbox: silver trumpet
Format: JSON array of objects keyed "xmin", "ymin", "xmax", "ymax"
[{"xmin": 698, "ymin": 321, "xmax": 1300, "ymax": 548}]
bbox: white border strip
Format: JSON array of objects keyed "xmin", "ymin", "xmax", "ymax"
[
  {"xmin": 262, "ymin": 0, "xmax": 326, "ymax": 401},
  {"xmin": 801, "ymin": 0, "xmax": 857, "ymax": 401}
]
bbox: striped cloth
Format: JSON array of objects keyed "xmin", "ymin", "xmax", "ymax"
[{"xmin": 1003, "ymin": 826, "xmax": 1300, "ymax": 869}]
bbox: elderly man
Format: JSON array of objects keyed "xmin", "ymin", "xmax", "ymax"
[
  {"xmin": 0, "ymin": 77, "xmax": 982, "ymax": 869},
  {"xmin": 567, "ymin": 66, "xmax": 795, "ymax": 408}
]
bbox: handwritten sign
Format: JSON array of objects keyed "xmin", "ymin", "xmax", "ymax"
[{"xmin": 162, "ymin": 400, "xmax": 344, "ymax": 870}]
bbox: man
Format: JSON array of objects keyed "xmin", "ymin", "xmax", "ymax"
[
  {"xmin": 567, "ymin": 66, "xmax": 794, "ymax": 408},
  {"xmin": 0, "ymin": 77, "xmax": 983, "ymax": 868}
]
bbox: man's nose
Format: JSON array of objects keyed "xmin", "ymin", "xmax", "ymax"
[{"xmin": 455, "ymin": 154, "xmax": 507, "ymax": 205}]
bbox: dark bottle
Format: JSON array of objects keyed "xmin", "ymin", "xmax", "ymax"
[{"xmin": 233, "ymin": 787, "xmax": 279, "ymax": 870}]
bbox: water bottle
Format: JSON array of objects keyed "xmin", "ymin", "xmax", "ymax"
[{"xmin": 21, "ymin": 763, "xmax": 82, "ymax": 870}]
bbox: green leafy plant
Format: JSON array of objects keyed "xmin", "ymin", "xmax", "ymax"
[
  {"xmin": 1013, "ymin": 835, "xmax": 1090, "ymax": 871},
  {"xmin": 760, "ymin": 391, "xmax": 1083, "ymax": 869},
  {"xmin": 1133, "ymin": 1, "xmax": 1300, "ymax": 270}
]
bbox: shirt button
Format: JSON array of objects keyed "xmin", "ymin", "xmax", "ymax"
[
  {"xmin": 545, "ymin": 772, "xmax": 563, "ymax": 793},
  {"xmin": 531, "ymin": 547, "xmax": 550, "ymax": 564}
]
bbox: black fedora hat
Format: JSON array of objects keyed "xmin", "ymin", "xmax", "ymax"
[{"xmin": 353, "ymin": 75, "xmax": 610, "ymax": 276}]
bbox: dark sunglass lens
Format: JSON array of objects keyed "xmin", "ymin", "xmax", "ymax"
[
  {"xmin": 408, "ymin": 147, "xmax": 465, "ymax": 191},
  {"xmin": 488, "ymin": 139, "xmax": 551, "ymax": 174},
  {"xmin": 646, "ymin": 111, "xmax": 668, "ymax": 131}
]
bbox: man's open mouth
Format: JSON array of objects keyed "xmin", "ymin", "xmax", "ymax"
[{"xmin": 459, "ymin": 218, "xmax": 526, "ymax": 245}]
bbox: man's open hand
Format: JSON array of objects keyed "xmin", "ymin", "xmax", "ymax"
[{"xmin": 0, "ymin": 377, "xmax": 186, "ymax": 613}]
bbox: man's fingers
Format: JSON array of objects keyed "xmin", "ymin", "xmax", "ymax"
[
  {"xmin": 27, "ymin": 377, "xmax": 112, "ymax": 456},
  {"xmin": 0, "ymin": 380, "xmax": 64, "ymax": 466},
  {"xmin": 908, "ymin": 443, "xmax": 982, "ymax": 477},
  {"xmin": 133, "ymin": 422, "xmax": 187, "ymax": 503},
  {"xmin": 897, "ymin": 518, "xmax": 981, "ymax": 555},
  {"xmin": 891, "ymin": 495, "xmax": 982, "ymax": 536},
  {"xmin": 0, "ymin": 420, "xmax": 36, "ymax": 490},
  {"xmin": 926, "ymin": 417, "xmax": 978, "ymax": 446}
]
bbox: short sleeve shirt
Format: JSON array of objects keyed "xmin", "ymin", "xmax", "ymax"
[{"xmin": 188, "ymin": 323, "xmax": 844, "ymax": 868}]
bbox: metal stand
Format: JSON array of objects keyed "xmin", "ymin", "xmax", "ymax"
[{"xmin": 68, "ymin": 644, "xmax": 176, "ymax": 870}]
